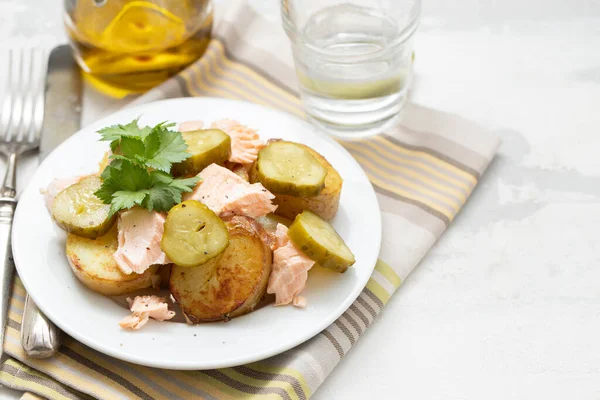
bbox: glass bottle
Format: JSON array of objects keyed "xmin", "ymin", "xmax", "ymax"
[{"xmin": 64, "ymin": 0, "xmax": 213, "ymax": 96}]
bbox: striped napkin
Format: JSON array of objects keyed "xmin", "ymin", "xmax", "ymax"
[{"xmin": 0, "ymin": 1, "xmax": 500, "ymax": 398}]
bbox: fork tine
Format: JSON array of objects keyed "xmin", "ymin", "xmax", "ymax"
[
  {"xmin": 0, "ymin": 48, "xmax": 46, "ymax": 151},
  {"xmin": 18, "ymin": 48, "xmax": 35, "ymax": 143},
  {"xmin": 6, "ymin": 49, "xmax": 24, "ymax": 144},
  {"xmin": 0, "ymin": 49, "xmax": 14, "ymax": 143},
  {"xmin": 29, "ymin": 48, "xmax": 47, "ymax": 145}
]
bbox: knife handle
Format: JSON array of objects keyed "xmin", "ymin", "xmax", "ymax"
[
  {"xmin": 0, "ymin": 198, "xmax": 16, "ymax": 359},
  {"xmin": 21, "ymin": 293, "xmax": 61, "ymax": 358}
]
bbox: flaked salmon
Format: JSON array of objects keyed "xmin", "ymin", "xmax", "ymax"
[
  {"xmin": 119, "ymin": 295, "xmax": 175, "ymax": 330},
  {"xmin": 178, "ymin": 120, "xmax": 205, "ymax": 132},
  {"xmin": 184, "ymin": 163, "xmax": 277, "ymax": 219},
  {"xmin": 211, "ymin": 119, "xmax": 265, "ymax": 164},
  {"xmin": 224, "ymin": 161, "xmax": 250, "ymax": 182},
  {"xmin": 42, "ymin": 175, "xmax": 87, "ymax": 211},
  {"xmin": 293, "ymin": 296, "xmax": 307, "ymax": 308},
  {"xmin": 113, "ymin": 208, "xmax": 170, "ymax": 275},
  {"xmin": 119, "ymin": 312, "xmax": 149, "ymax": 330},
  {"xmin": 267, "ymin": 224, "xmax": 315, "ymax": 306}
]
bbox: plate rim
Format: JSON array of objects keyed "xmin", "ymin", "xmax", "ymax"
[{"xmin": 12, "ymin": 97, "xmax": 382, "ymax": 369}]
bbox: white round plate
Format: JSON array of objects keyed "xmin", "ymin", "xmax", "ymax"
[{"xmin": 13, "ymin": 97, "xmax": 381, "ymax": 370}]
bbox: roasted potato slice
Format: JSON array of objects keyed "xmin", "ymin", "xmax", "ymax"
[
  {"xmin": 66, "ymin": 225, "xmax": 158, "ymax": 296},
  {"xmin": 98, "ymin": 151, "xmax": 110, "ymax": 173},
  {"xmin": 251, "ymin": 142, "xmax": 342, "ymax": 220},
  {"xmin": 156, "ymin": 264, "xmax": 172, "ymax": 289},
  {"xmin": 170, "ymin": 216, "xmax": 272, "ymax": 322}
]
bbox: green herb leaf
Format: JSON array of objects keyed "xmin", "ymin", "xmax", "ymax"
[
  {"xmin": 95, "ymin": 119, "xmax": 199, "ymax": 215},
  {"xmin": 99, "ymin": 118, "xmax": 158, "ymax": 152},
  {"xmin": 143, "ymin": 127, "xmax": 189, "ymax": 172},
  {"xmin": 113, "ymin": 160, "xmax": 150, "ymax": 192},
  {"xmin": 138, "ymin": 126, "xmax": 153, "ymax": 140},
  {"xmin": 149, "ymin": 170, "xmax": 175, "ymax": 185},
  {"xmin": 144, "ymin": 172, "xmax": 200, "ymax": 211},
  {"xmin": 110, "ymin": 190, "xmax": 148, "ymax": 215},
  {"xmin": 94, "ymin": 177, "xmax": 120, "ymax": 204},
  {"xmin": 171, "ymin": 177, "xmax": 201, "ymax": 192},
  {"xmin": 109, "ymin": 154, "xmax": 147, "ymax": 168},
  {"xmin": 119, "ymin": 137, "xmax": 146, "ymax": 159},
  {"xmin": 143, "ymin": 183, "xmax": 180, "ymax": 212},
  {"xmin": 143, "ymin": 129, "xmax": 161, "ymax": 160},
  {"xmin": 97, "ymin": 119, "xmax": 142, "ymax": 143}
]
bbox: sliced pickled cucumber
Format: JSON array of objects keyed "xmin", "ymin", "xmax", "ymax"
[
  {"xmin": 255, "ymin": 141, "xmax": 327, "ymax": 197},
  {"xmin": 288, "ymin": 211, "xmax": 355, "ymax": 273},
  {"xmin": 51, "ymin": 175, "xmax": 116, "ymax": 239},
  {"xmin": 255, "ymin": 213, "xmax": 292, "ymax": 234},
  {"xmin": 161, "ymin": 200, "xmax": 229, "ymax": 267},
  {"xmin": 172, "ymin": 129, "xmax": 231, "ymax": 176}
]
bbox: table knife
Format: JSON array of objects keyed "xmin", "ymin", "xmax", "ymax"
[{"xmin": 21, "ymin": 44, "xmax": 82, "ymax": 358}]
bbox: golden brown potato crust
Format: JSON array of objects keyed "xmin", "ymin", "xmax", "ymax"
[
  {"xmin": 170, "ymin": 216, "xmax": 272, "ymax": 323},
  {"xmin": 66, "ymin": 226, "xmax": 158, "ymax": 295}
]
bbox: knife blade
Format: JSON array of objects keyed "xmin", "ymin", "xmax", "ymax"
[
  {"xmin": 21, "ymin": 44, "xmax": 82, "ymax": 358},
  {"xmin": 39, "ymin": 45, "xmax": 83, "ymax": 160}
]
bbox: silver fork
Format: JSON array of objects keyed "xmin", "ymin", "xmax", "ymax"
[{"xmin": 0, "ymin": 48, "xmax": 60, "ymax": 358}]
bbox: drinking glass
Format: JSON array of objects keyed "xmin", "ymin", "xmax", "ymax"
[
  {"xmin": 282, "ymin": 0, "xmax": 420, "ymax": 139},
  {"xmin": 64, "ymin": 0, "xmax": 213, "ymax": 96}
]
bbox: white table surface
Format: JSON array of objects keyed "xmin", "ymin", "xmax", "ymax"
[{"xmin": 2, "ymin": 0, "xmax": 600, "ymax": 399}]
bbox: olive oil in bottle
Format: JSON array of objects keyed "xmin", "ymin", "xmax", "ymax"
[{"xmin": 64, "ymin": 0, "xmax": 213, "ymax": 97}]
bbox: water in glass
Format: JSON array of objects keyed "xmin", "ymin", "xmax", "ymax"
[{"xmin": 283, "ymin": 1, "xmax": 420, "ymax": 139}]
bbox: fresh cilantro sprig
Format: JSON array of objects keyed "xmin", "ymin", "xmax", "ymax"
[
  {"xmin": 95, "ymin": 119, "xmax": 199, "ymax": 215},
  {"xmin": 98, "ymin": 119, "xmax": 189, "ymax": 172}
]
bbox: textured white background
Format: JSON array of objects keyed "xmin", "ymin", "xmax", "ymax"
[{"xmin": 1, "ymin": 0, "xmax": 600, "ymax": 399}]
